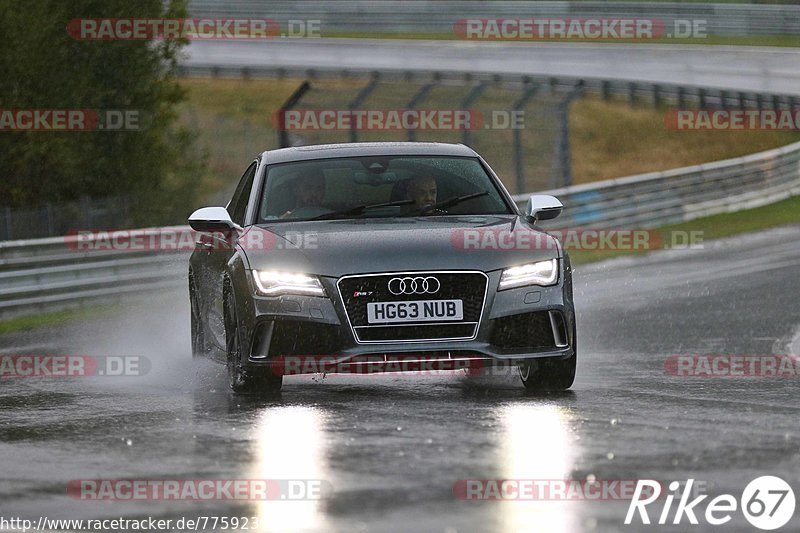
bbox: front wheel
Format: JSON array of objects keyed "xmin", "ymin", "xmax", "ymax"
[
  {"xmin": 519, "ymin": 323, "xmax": 577, "ymax": 391},
  {"xmin": 519, "ymin": 354, "xmax": 575, "ymax": 391},
  {"xmin": 224, "ymin": 288, "xmax": 282, "ymax": 394}
]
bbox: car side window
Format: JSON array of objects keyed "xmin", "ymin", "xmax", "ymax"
[{"xmin": 229, "ymin": 162, "xmax": 257, "ymax": 226}]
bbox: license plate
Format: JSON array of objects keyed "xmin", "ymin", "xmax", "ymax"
[{"xmin": 367, "ymin": 299, "xmax": 463, "ymax": 324}]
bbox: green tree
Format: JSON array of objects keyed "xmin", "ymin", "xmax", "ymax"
[{"xmin": 0, "ymin": 0, "xmax": 205, "ymax": 225}]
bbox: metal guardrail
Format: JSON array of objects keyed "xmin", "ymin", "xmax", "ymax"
[
  {"xmin": 3, "ymin": 140, "xmax": 799, "ymax": 320},
  {"xmin": 188, "ymin": 1, "xmax": 800, "ymax": 37},
  {"xmin": 0, "ymin": 229, "xmax": 189, "ymax": 319}
]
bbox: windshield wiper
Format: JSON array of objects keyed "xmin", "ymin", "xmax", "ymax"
[
  {"xmin": 310, "ymin": 199, "xmax": 415, "ymax": 220},
  {"xmin": 418, "ymin": 191, "xmax": 489, "ymax": 214}
]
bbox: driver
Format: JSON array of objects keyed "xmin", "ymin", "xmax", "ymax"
[
  {"xmin": 406, "ymin": 174, "xmax": 438, "ymax": 211},
  {"xmin": 281, "ymin": 170, "xmax": 326, "ymax": 218}
]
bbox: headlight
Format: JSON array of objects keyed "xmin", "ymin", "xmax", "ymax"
[
  {"xmin": 498, "ymin": 259, "xmax": 558, "ymax": 290},
  {"xmin": 253, "ymin": 270, "xmax": 326, "ymax": 297}
]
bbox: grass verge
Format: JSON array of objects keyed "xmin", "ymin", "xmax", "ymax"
[{"xmin": 0, "ymin": 304, "xmax": 122, "ymax": 336}]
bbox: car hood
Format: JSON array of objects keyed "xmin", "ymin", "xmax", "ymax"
[{"xmin": 240, "ymin": 215, "xmax": 561, "ymax": 277}]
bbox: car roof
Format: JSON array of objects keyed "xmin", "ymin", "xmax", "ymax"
[{"xmin": 261, "ymin": 142, "xmax": 478, "ymax": 164}]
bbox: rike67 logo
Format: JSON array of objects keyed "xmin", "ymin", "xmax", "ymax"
[{"xmin": 626, "ymin": 477, "xmax": 795, "ymax": 530}]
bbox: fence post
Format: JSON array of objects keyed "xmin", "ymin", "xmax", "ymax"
[
  {"xmin": 347, "ymin": 74, "xmax": 380, "ymax": 143},
  {"xmin": 460, "ymin": 81, "xmax": 490, "ymax": 146},
  {"xmin": 276, "ymin": 81, "xmax": 312, "ymax": 148},
  {"xmin": 405, "ymin": 81, "xmax": 437, "ymax": 141},
  {"xmin": 512, "ymin": 82, "xmax": 540, "ymax": 195},
  {"xmin": 553, "ymin": 82, "xmax": 585, "ymax": 189}
]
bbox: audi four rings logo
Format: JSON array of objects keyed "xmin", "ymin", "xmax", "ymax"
[{"xmin": 388, "ymin": 276, "xmax": 441, "ymax": 295}]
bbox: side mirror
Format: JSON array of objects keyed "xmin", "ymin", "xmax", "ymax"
[
  {"xmin": 525, "ymin": 194, "xmax": 563, "ymax": 223},
  {"xmin": 188, "ymin": 207, "xmax": 242, "ymax": 233}
]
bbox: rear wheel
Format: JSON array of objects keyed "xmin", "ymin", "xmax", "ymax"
[{"xmin": 224, "ymin": 287, "xmax": 282, "ymax": 394}]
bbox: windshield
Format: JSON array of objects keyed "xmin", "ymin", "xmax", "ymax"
[{"xmin": 257, "ymin": 156, "xmax": 513, "ymax": 222}]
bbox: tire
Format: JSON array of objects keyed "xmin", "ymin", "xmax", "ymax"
[
  {"xmin": 189, "ymin": 276, "xmax": 210, "ymax": 358},
  {"xmin": 519, "ymin": 322, "xmax": 577, "ymax": 391},
  {"xmin": 224, "ymin": 286, "xmax": 282, "ymax": 394}
]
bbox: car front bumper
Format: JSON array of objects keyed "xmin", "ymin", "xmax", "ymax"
[{"xmin": 242, "ymin": 265, "xmax": 575, "ymax": 374}]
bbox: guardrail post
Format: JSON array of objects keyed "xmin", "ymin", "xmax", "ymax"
[
  {"xmin": 739, "ymin": 92, "xmax": 747, "ymax": 110},
  {"xmin": 79, "ymin": 196, "xmax": 91, "ymax": 229},
  {"xmin": 512, "ymin": 82, "xmax": 540, "ymax": 194},
  {"xmin": 628, "ymin": 82, "xmax": 637, "ymax": 107},
  {"xmin": 405, "ymin": 80, "xmax": 437, "ymax": 141},
  {"xmin": 460, "ymin": 81, "xmax": 490, "ymax": 146},
  {"xmin": 553, "ymin": 82, "xmax": 584, "ymax": 189},
  {"xmin": 46, "ymin": 203, "xmax": 54, "ymax": 236},
  {"xmin": 653, "ymin": 84, "xmax": 662, "ymax": 107},
  {"xmin": 601, "ymin": 80, "xmax": 611, "ymax": 101},
  {"xmin": 3, "ymin": 206, "xmax": 11, "ymax": 241},
  {"xmin": 347, "ymin": 73, "xmax": 380, "ymax": 143},
  {"xmin": 699, "ymin": 88, "xmax": 708, "ymax": 109},
  {"xmin": 678, "ymin": 87, "xmax": 686, "ymax": 109},
  {"xmin": 276, "ymin": 81, "xmax": 312, "ymax": 148}
]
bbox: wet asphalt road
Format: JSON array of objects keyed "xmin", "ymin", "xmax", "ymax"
[{"xmin": 1, "ymin": 225, "xmax": 799, "ymax": 532}]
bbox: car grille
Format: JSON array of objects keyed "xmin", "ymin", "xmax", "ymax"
[
  {"xmin": 337, "ymin": 271, "xmax": 488, "ymax": 343},
  {"xmin": 489, "ymin": 311, "xmax": 557, "ymax": 352}
]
